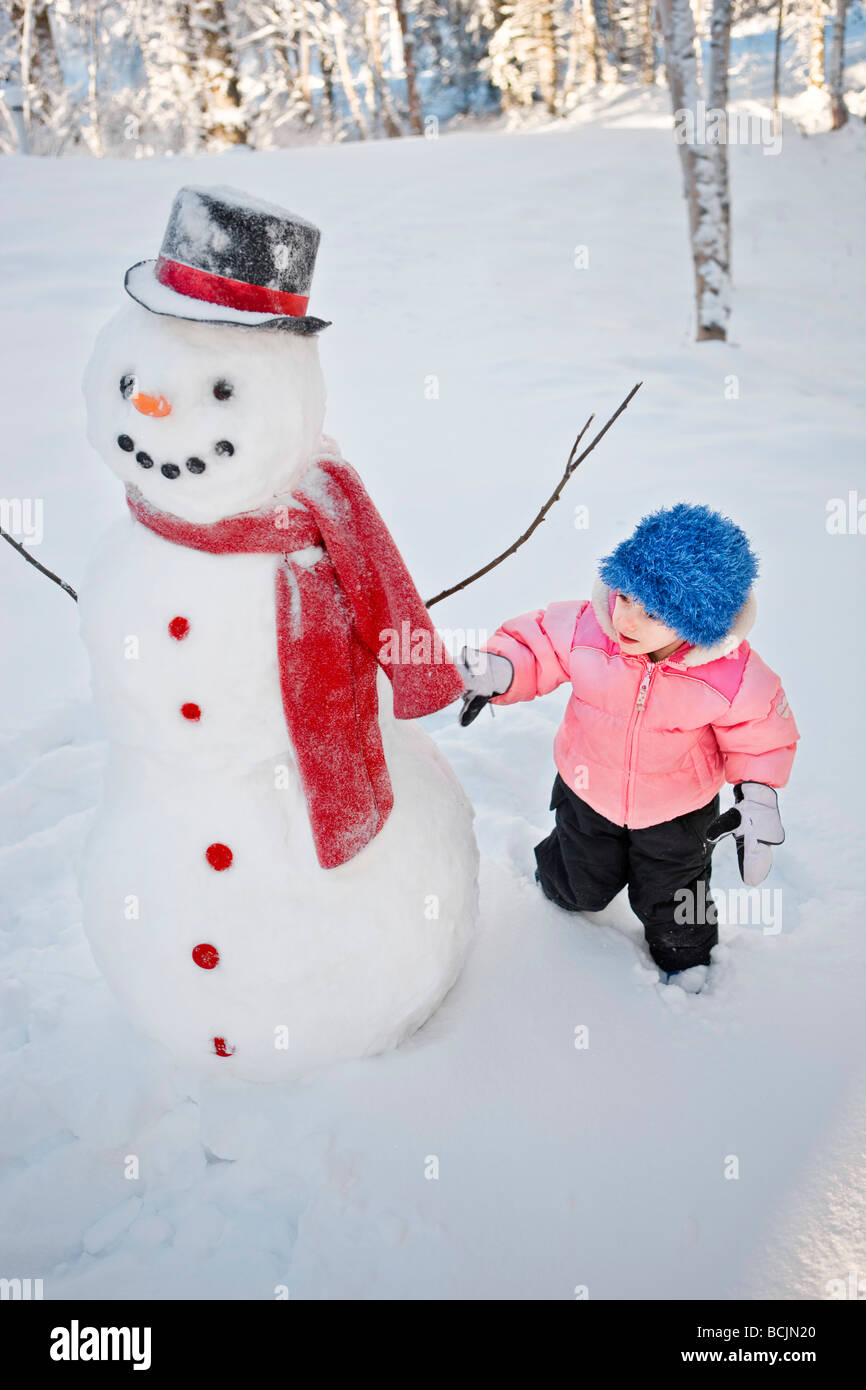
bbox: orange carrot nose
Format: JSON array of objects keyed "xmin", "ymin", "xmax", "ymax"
[{"xmin": 132, "ymin": 391, "xmax": 172, "ymax": 418}]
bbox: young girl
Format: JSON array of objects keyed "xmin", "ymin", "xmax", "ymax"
[{"xmin": 456, "ymin": 504, "xmax": 799, "ymax": 977}]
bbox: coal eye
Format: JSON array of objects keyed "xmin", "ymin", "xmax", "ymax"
[
  {"xmin": 213, "ymin": 380, "xmax": 233, "ymax": 401},
  {"xmin": 120, "ymin": 374, "xmax": 135, "ymax": 399}
]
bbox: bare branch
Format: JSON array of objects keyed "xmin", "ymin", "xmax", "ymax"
[
  {"xmin": 425, "ymin": 382, "xmax": 642, "ymax": 609},
  {"xmin": 0, "ymin": 525, "xmax": 78, "ymax": 602}
]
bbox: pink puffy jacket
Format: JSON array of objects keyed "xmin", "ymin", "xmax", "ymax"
[{"xmin": 484, "ymin": 579, "xmax": 799, "ymax": 828}]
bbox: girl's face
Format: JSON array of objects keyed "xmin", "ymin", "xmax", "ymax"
[{"xmin": 612, "ymin": 591, "xmax": 685, "ymax": 659}]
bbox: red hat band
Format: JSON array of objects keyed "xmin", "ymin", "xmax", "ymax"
[{"xmin": 155, "ymin": 255, "xmax": 310, "ymax": 318}]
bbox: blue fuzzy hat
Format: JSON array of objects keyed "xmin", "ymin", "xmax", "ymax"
[{"xmin": 598, "ymin": 504, "xmax": 759, "ymax": 647}]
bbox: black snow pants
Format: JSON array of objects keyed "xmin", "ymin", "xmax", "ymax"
[{"xmin": 534, "ymin": 773, "xmax": 720, "ymax": 973}]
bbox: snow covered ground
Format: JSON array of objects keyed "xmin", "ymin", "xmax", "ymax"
[{"xmin": 1, "ymin": 84, "xmax": 865, "ymax": 1299}]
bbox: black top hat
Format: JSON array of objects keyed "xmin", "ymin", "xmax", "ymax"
[{"xmin": 124, "ymin": 185, "xmax": 331, "ymax": 334}]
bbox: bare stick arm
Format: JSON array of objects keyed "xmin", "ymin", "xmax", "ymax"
[
  {"xmin": 425, "ymin": 381, "xmax": 642, "ymax": 609},
  {"xmin": 0, "ymin": 526, "xmax": 78, "ymax": 602}
]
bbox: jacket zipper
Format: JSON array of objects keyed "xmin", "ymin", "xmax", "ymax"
[{"xmin": 623, "ymin": 659, "xmax": 657, "ymax": 825}]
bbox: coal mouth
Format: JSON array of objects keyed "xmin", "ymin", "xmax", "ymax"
[{"xmin": 116, "ymin": 433, "xmax": 235, "ymax": 479}]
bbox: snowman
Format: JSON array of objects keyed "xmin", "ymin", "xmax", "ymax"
[{"xmin": 79, "ymin": 185, "xmax": 478, "ymax": 1084}]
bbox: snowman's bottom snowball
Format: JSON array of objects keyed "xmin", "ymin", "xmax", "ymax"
[{"xmin": 80, "ymin": 719, "xmax": 478, "ymax": 1083}]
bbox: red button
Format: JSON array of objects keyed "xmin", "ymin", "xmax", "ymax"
[
  {"xmin": 169, "ymin": 616, "xmax": 190, "ymax": 640},
  {"xmin": 213, "ymin": 1036, "xmax": 235, "ymax": 1057},
  {"xmin": 192, "ymin": 943, "xmax": 220, "ymax": 969},
  {"xmin": 181, "ymin": 702, "xmax": 201, "ymax": 721},
  {"xmin": 205, "ymin": 843, "xmax": 233, "ymax": 871}
]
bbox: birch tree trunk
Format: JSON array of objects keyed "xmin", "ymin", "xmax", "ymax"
[
  {"xmin": 772, "ymin": 0, "xmax": 784, "ymax": 109},
  {"xmin": 191, "ymin": 0, "xmax": 248, "ymax": 145},
  {"xmin": 268, "ymin": 0, "xmax": 298, "ymax": 89},
  {"xmin": 585, "ymin": 0, "xmax": 603, "ymax": 81},
  {"xmin": 365, "ymin": 0, "xmax": 403, "ymax": 136},
  {"xmin": 134, "ymin": 0, "xmax": 205, "ymax": 152},
  {"xmin": 33, "ymin": 1, "xmax": 64, "ymax": 121},
  {"xmin": 638, "ymin": 0, "xmax": 656, "ymax": 82},
  {"xmin": 827, "ymin": 0, "xmax": 848, "ymax": 127},
  {"xmin": 808, "ymin": 0, "xmax": 825, "ymax": 87},
  {"xmin": 657, "ymin": 0, "xmax": 730, "ymax": 341},
  {"xmin": 85, "ymin": 3, "xmax": 103, "ymax": 156},
  {"xmin": 563, "ymin": 0, "xmax": 600, "ymax": 95},
  {"xmin": 563, "ymin": 0, "xmax": 580, "ymax": 97},
  {"xmin": 365, "ymin": 0, "xmax": 384, "ymax": 131},
  {"xmin": 12, "ymin": 0, "xmax": 66, "ymax": 144},
  {"xmin": 361, "ymin": 55, "xmax": 376, "ymax": 129},
  {"xmin": 708, "ymin": 0, "xmax": 731, "ymax": 274},
  {"xmin": 329, "ymin": 7, "xmax": 369, "ymax": 137},
  {"xmin": 393, "ymin": 0, "xmax": 423, "ymax": 134},
  {"xmin": 319, "ymin": 38, "xmax": 336, "ymax": 136},
  {"xmin": 692, "ymin": 0, "xmax": 704, "ymax": 88},
  {"xmin": 591, "ymin": 0, "xmax": 617, "ymax": 81},
  {"xmin": 612, "ymin": 0, "xmax": 654, "ymax": 77},
  {"xmin": 299, "ymin": 25, "xmax": 313, "ymax": 120},
  {"xmin": 19, "ymin": 0, "xmax": 34, "ymax": 130},
  {"xmin": 536, "ymin": 0, "xmax": 558, "ymax": 113}
]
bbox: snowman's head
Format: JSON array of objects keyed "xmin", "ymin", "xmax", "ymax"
[{"xmin": 84, "ymin": 302, "xmax": 327, "ymax": 522}]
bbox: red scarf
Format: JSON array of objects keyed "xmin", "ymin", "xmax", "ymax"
[{"xmin": 126, "ymin": 456, "xmax": 464, "ymax": 869}]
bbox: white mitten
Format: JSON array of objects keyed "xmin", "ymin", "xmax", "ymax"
[
  {"xmin": 454, "ymin": 646, "xmax": 514, "ymax": 726},
  {"xmin": 706, "ymin": 782, "xmax": 785, "ymax": 887}
]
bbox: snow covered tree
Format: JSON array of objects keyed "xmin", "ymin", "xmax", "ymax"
[
  {"xmin": 657, "ymin": 0, "xmax": 731, "ymax": 340},
  {"xmin": 610, "ymin": 0, "xmax": 655, "ymax": 80},
  {"xmin": 708, "ymin": 0, "xmax": 731, "ymax": 273},
  {"xmin": 6, "ymin": 0, "xmax": 68, "ymax": 150},
  {"xmin": 784, "ymin": 0, "xmax": 854, "ymax": 121},
  {"xmin": 430, "ymin": 0, "xmax": 500, "ymax": 115},
  {"xmin": 320, "ymin": 2, "xmax": 369, "ymax": 137},
  {"xmin": 807, "ymin": 0, "xmax": 826, "ymax": 86},
  {"xmin": 65, "ymin": 0, "xmax": 107, "ymax": 155},
  {"xmin": 363, "ymin": 0, "xmax": 402, "ymax": 135},
  {"xmin": 635, "ymin": 0, "xmax": 654, "ymax": 81},
  {"xmin": 486, "ymin": 0, "xmax": 570, "ymax": 112},
  {"xmin": 133, "ymin": 0, "xmax": 207, "ymax": 152},
  {"xmin": 826, "ymin": 0, "xmax": 848, "ymax": 127},
  {"xmin": 0, "ymin": 0, "xmax": 766, "ymax": 155},
  {"xmin": 562, "ymin": 0, "xmax": 604, "ymax": 93},
  {"xmin": 536, "ymin": 0, "xmax": 557, "ymax": 110},
  {"xmin": 190, "ymin": 0, "xmax": 248, "ymax": 144},
  {"xmin": 772, "ymin": 0, "xmax": 784, "ymax": 109},
  {"xmin": 392, "ymin": 0, "xmax": 424, "ymax": 132}
]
